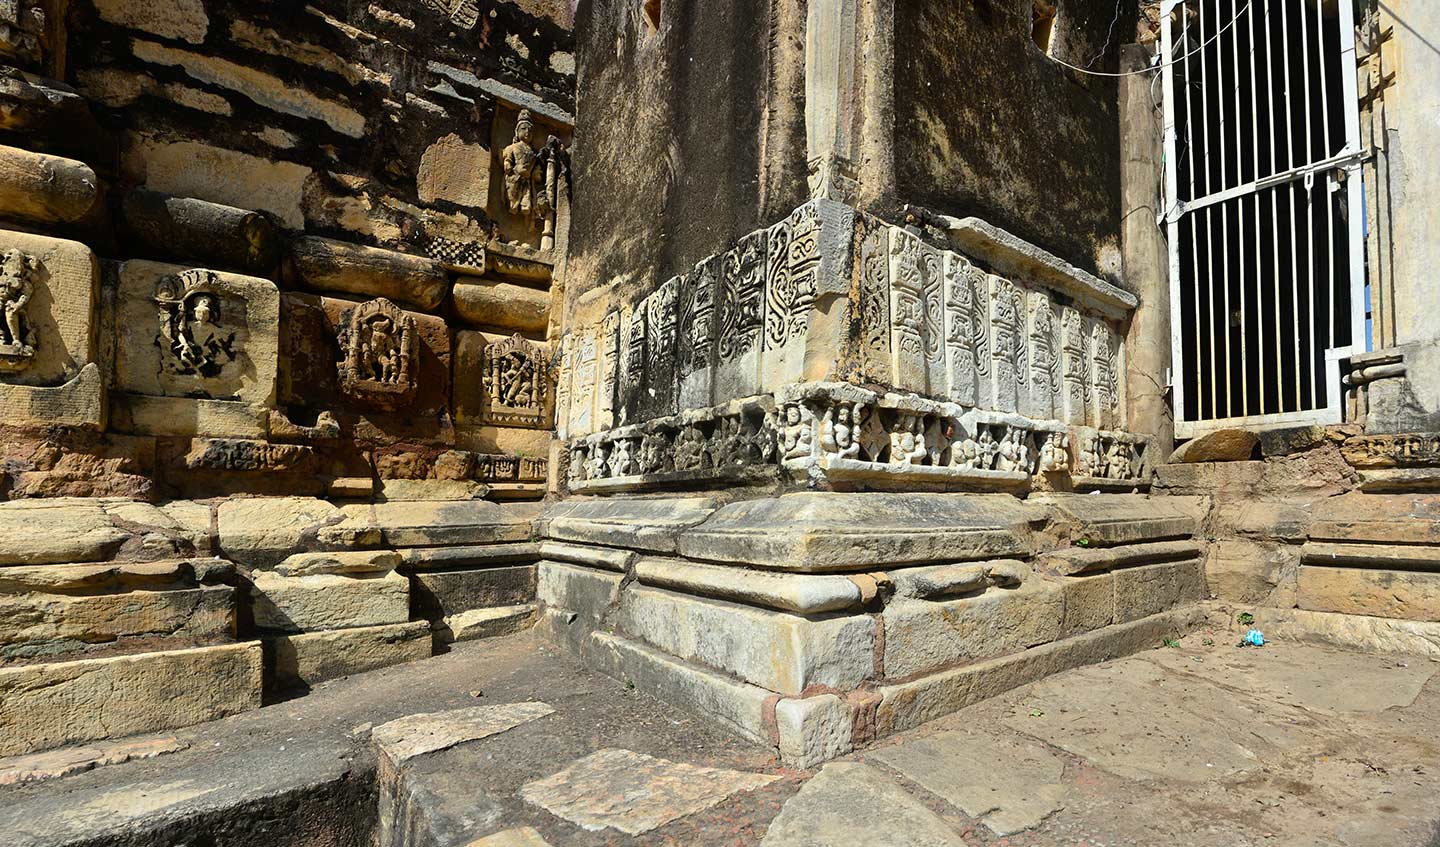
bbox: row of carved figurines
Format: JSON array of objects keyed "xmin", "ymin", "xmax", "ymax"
[{"xmin": 571, "ymin": 403, "xmax": 1141, "ymax": 483}]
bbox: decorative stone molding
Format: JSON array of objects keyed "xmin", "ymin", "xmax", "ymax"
[
  {"xmin": 340, "ymin": 298, "xmax": 417, "ymax": 410},
  {"xmin": 567, "ymin": 382, "xmax": 1149, "ymax": 494}
]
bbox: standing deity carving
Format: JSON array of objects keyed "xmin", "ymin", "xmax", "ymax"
[
  {"xmin": 0, "ymin": 247, "xmax": 36, "ymax": 371},
  {"xmin": 501, "ymin": 109, "xmax": 569, "ymax": 250},
  {"xmin": 341, "ymin": 298, "xmax": 417, "ymax": 408},
  {"xmin": 156, "ymin": 269, "xmax": 238, "ymax": 378}
]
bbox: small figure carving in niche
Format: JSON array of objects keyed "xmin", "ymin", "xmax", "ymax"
[
  {"xmin": 1077, "ymin": 432, "xmax": 1102, "ymax": 477},
  {"xmin": 1038, "ymin": 432, "xmax": 1069, "ymax": 473},
  {"xmin": 977, "ymin": 428, "xmax": 999, "ymax": 470},
  {"xmin": 1105, "ymin": 439, "xmax": 1131, "ymax": 479},
  {"xmin": 780, "ymin": 402, "xmax": 813, "ymax": 460},
  {"xmin": 638, "ymin": 431, "xmax": 673, "ymax": 475},
  {"xmin": 889, "ymin": 413, "xmax": 927, "ymax": 466},
  {"xmin": 501, "ymin": 108, "xmax": 570, "ymax": 251},
  {"xmin": 156, "ymin": 269, "xmax": 238, "ymax": 378},
  {"xmin": 586, "ymin": 442, "xmax": 610, "ymax": 480},
  {"xmin": 996, "ymin": 427, "xmax": 1020, "ymax": 472},
  {"xmin": 673, "ymin": 425, "xmax": 709, "ymax": 472},
  {"xmin": 341, "ymin": 298, "xmax": 417, "ymax": 409},
  {"xmin": 610, "ymin": 438, "xmax": 634, "ymax": 476},
  {"xmin": 0, "ymin": 247, "xmax": 36, "ymax": 370},
  {"xmin": 820, "ymin": 402, "xmax": 862, "ymax": 459},
  {"xmin": 1014, "ymin": 429, "xmax": 1031, "ymax": 472}
]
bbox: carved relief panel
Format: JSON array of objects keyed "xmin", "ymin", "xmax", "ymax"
[
  {"xmin": 642, "ymin": 276, "xmax": 679, "ymax": 419},
  {"xmin": 568, "ymin": 329, "xmax": 597, "ymax": 435},
  {"xmin": 116, "ymin": 259, "xmax": 277, "ymax": 405},
  {"xmin": 1089, "ymin": 318, "xmax": 1122, "ymax": 429},
  {"xmin": 941, "ymin": 252, "xmax": 978, "ymax": 406},
  {"xmin": 597, "ymin": 310, "xmax": 620, "ymax": 429},
  {"xmin": 713, "ymin": 230, "xmax": 765, "ymax": 400},
  {"xmin": 340, "ymin": 298, "xmax": 417, "ymax": 409},
  {"xmin": 1059, "ymin": 305, "xmax": 1089, "ymax": 425},
  {"xmin": 987, "ymin": 275, "xmax": 1025, "ymax": 414},
  {"xmin": 1024, "ymin": 291, "xmax": 1059, "ymax": 420},
  {"xmin": 677, "ymin": 255, "xmax": 720, "ymax": 410},
  {"xmin": 553, "ymin": 333, "xmax": 573, "ymax": 439},
  {"xmin": 887, "ymin": 227, "xmax": 928, "ymax": 391},
  {"xmin": 480, "ymin": 333, "xmax": 552, "ymax": 428},
  {"xmin": 762, "ymin": 203, "xmax": 821, "ymax": 389},
  {"xmin": 854, "ymin": 216, "xmax": 892, "ymax": 385}
]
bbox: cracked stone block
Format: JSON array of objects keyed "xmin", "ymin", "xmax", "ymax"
[
  {"xmin": 250, "ymin": 570, "xmax": 409, "ymax": 633},
  {"xmin": 520, "ymin": 748, "xmax": 778, "ymax": 835}
]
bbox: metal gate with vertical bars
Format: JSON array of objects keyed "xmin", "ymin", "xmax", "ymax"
[{"xmin": 1160, "ymin": 0, "xmax": 1368, "ymax": 438}]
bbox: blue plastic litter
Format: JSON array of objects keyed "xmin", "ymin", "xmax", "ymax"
[{"xmin": 1244, "ymin": 628, "xmax": 1265, "ymax": 647}]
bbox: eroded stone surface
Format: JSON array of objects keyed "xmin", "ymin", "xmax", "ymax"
[
  {"xmin": 520, "ymin": 748, "xmax": 778, "ymax": 835},
  {"xmin": 373, "ymin": 701, "xmax": 555, "ymax": 764},
  {"xmin": 871, "ymin": 730, "xmax": 1066, "ymax": 835},
  {"xmin": 761, "ymin": 762, "xmax": 964, "ymax": 846},
  {"xmin": 0, "ymin": 735, "xmax": 187, "ymax": 786}
]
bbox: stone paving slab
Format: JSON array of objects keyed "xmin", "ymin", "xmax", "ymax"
[
  {"xmin": 0, "ymin": 735, "xmax": 188, "ymax": 786},
  {"xmin": 869, "ymin": 730, "xmax": 1066, "ymax": 835},
  {"xmin": 519, "ymin": 748, "xmax": 778, "ymax": 835},
  {"xmin": 373, "ymin": 702, "xmax": 555, "ymax": 764},
  {"xmin": 760, "ymin": 762, "xmax": 964, "ymax": 846}
]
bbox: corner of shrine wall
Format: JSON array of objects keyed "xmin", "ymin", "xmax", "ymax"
[
  {"xmin": 892, "ymin": 0, "xmax": 1128, "ymax": 285},
  {"xmin": 564, "ymin": 0, "xmax": 809, "ymax": 327}
]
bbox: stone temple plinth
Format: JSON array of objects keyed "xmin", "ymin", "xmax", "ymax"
[{"xmin": 539, "ymin": 198, "xmax": 1203, "ymax": 765}]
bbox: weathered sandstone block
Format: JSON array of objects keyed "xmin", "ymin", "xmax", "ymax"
[
  {"xmin": 437, "ymin": 604, "xmax": 537, "ymax": 644},
  {"xmin": 1167, "ymin": 428, "xmax": 1259, "ymax": 463},
  {"xmin": 1114, "ymin": 559, "xmax": 1206, "ymax": 622},
  {"xmin": 882, "ymin": 582, "xmax": 1064, "ymax": 679},
  {"xmin": 265, "ymin": 620, "xmax": 430, "ymax": 691},
  {"xmin": 0, "ymin": 145, "xmax": 100, "ymax": 226},
  {"xmin": 0, "ymin": 585, "xmax": 234, "ymax": 663},
  {"xmin": 0, "ymin": 498, "xmax": 130, "ymax": 565},
  {"xmin": 249, "ymin": 570, "xmax": 410, "ymax": 633},
  {"xmin": 0, "ymin": 642, "xmax": 262, "ymax": 756},
  {"xmin": 289, "ymin": 236, "xmax": 449, "ymax": 312},
  {"xmin": 614, "ymin": 585, "xmax": 875, "ymax": 696},
  {"xmin": 411, "ymin": 565, "xmax": 535, "ymax": 621},
  {"xmin": 215, "ymin": 496, "xmax": 344, "ymax": 567},
  {"xmin": 274, "ymin": 549, "xmax": 400, "ymax": 577},
  {"xmin": 1298, "ymin": 566, "xmax": 1440, "ymax": 622},
  {"xmin": 118, "ymin": 189, "xmax": 282, "ymax": 276},
  {"xmin": 453, "ymin": 277, "xmax": 550, "ymax": 334},
  {"xmin": 114, "ymin": 260, "xmax": 279, "ymax": 406}
]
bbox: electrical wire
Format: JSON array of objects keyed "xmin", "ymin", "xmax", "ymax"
[{"xmin": 1043, "ymin": 0, "xmax": 1254, "ymax": 78}]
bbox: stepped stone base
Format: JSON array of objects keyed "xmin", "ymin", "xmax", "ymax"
[
  {"xmin": 0, "ymin": 642, "xmax": 263, "ymax": 757},
  {"xmin": 536, "ymin": 492, "xmax": 1208, "ymax": 766}
]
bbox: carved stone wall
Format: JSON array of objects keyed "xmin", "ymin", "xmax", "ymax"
[
  {"xmin": 0, "ymin": 0, "xmax": 573, "ymax": 501},
  {"xmin": 557, "ymin": 199, "xmax": 1138, "ymax": 494}
]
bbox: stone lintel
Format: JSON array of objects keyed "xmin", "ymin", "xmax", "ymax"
[
  {"xmin": 1301, "ymin": 541, "xmax": 1440, "ymax": 571},
  {"xmin": 1038, "ymin": 539, "xmax": 1204, "ymax": 576},
  {"xmin": 633, "ymin": 556, "xmax": 864, "ymax": 614},
  {"xmin": 537, "ymin": 540, "xmax": 635, "ymax": 571},
  {"xmin": 675, "ymin": 492, "xmax": 1033, "ymax": 571},
  {"xmin": 943, "ymin": 216, "xmax": 1138, "ymax": 320},
  {"xmin": 397, "ymin": 542, "xmax": 540, "ymax": 572}
]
